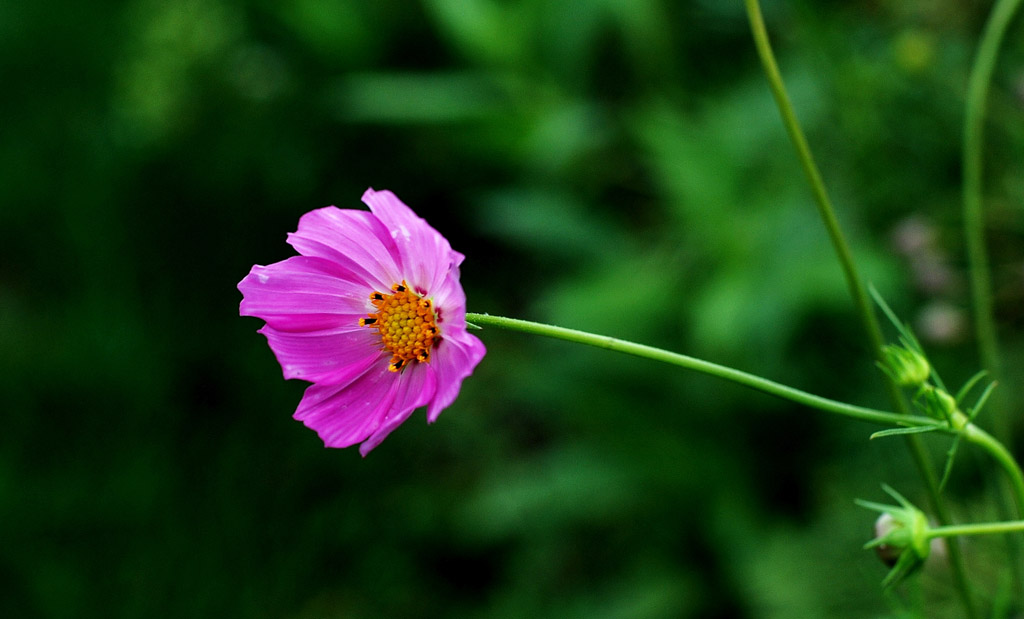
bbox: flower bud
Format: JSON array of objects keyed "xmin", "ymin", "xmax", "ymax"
[
  {"xmin": 858, "ymin": 486, "xmax": 932, "ymax": 588},
  {"xmin": 919, "ymin": 384, "xmax": 958, "ymax": 421},
  {"xmin": 881, "ymin": 344, "xmax": 930, "ymax": 387},
  {"xmin": 872, "ymin": 513, "xmax": 902, "ymax": 567},
  {"xmin": 872, "ymin": 509, "xmax": 930, "ymax": 566}
]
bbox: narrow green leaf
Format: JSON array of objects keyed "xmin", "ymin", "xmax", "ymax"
[
  {"xmin": 875, "ymin": 360, "xmax": 897, "ymax": 382},
  {"xmin": 868, "ymin": 285, "xmax": 944, "ymax": 390},
  {"xmin": 881, "ymin": 484, "xmax": 914, "ymax": 510},
  {"xmin": 882, "ymin": 551, "xmax": 924, "ymax": 590},
  {"xmin": 855, "ymin": 498, "xmax": 897, "ymax": 514},
  {"xmin": 870, "ymin": 426, "xmax": 940, "ymax": 440},
  {"xmin": 955, "ymin": 370, "xmax": 989, "ymax": 405},
  {"xmin": 968, "ymin": 381, "xmax": 998, "ymax": 422},
  {"xmin": 940, "ymin": 435, "xmax": 963, "ymax": 492},
  {"xmin": 869, "ymin": 285, "xmax": 902, "ymax": 331}
]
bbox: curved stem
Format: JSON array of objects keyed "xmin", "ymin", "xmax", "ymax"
[
  {"xmin": 744, "ymin": 2, "xmax": 976, "ymax": 612},
  {"xmin": 964, "ymin": 423, "xmax": 1024, "ymax": 517},
  {"xmin": 743, "ymin": 0, "xmax": 888, "ymax": 365},
  {"xmin": 931, "ymin": 520, "xmax": 1024, "ymax": 540},
  {"xmin": 466, "ymin": 313, "xmax": 940, "ymax": 430},
  {"xmin": 964, "ymin": 0, "xmax": 1022, "ymax": 436},
  {"xmin": 963, "ymin": 0, "xmax": 1024, "ymax": 599}
]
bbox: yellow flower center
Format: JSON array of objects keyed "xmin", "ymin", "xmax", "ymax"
[{"xmin": 359, "ymin": 281, "xmax": 440, "ymax": 372}]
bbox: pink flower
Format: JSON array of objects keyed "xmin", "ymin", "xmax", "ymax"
[{"xmin": 238, "ymin": 188, "xmax": 486, "ymax": 455}]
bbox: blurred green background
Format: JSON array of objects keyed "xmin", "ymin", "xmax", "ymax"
[{"xmin": 3, "ymin": 0, "xmax": 1024, "ymax": 617}]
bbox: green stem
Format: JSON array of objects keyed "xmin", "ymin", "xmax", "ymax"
[
  {"xmin": 744, "ymin": 2, "xmax": 976, "ymax": 613},
  {"xmin": 964, "ymin": 423, "xmax": 1024, "ymax": 517},
  {"xmin": 931, "ymin": 520, "xmax": 1024, "ymax": 540},
  {"xmin": 963, "ymin": 0, "xmax": 1024, "ymax": 599},
  {"xmin": 466, "ymin": 313, "xmax": 940, "ymax": 430},
  {"xmin": 963, "ymin": 0, "xmax": 1022, "ymax": 437},
  {"xmin": 743, "ymin": 0, "xmax": 888, "ymax": 365}
]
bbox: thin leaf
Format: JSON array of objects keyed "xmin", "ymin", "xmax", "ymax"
[
  {"xmin": 882, "ymin": 484, "xmax": 914, "ymax": 510},
  {"xmin": 955, "ymin": 370, "xmax": 989, "ymax": 405},
  {"xmin": 939, "ymin": 435, "xmax": 962, "ymax": 491},
  {"xmin": 895, "ymin": 335, "xmax": 923, "ymax": 361},
  {"xmin": 870, "ymin": 287, "xmax": 925, "ymax": 353},
  {"xmin": 875, "ymin": 361, "xmax": 897, "ymax": 383},
  {"xmin": 882, "ymin": 550, "xmax": 924, "ymax": 590},
  {"xmin": 854, "ymin": 498, "xmax": 897, "ymax": 514},
  {"xmin": 868, "ymin": 285, "xmax": 943, "ymax": 390},
  {"xmin": 968, "ymin": 381, "xmax": 998, "ymax": 422},
  {"xmin": 870, "ymin": 426, "xmax": 940, "ymax": 440},
  {"xmin": 869, "ymin": 285, "xmax": 903, "ymax": 332}
]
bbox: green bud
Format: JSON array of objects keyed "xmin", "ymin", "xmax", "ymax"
[
  {"xmin": 881, "ymin": 344, "xmax": 930, "ymax": 387},
  {"xmin": 918, "ymin": 384, "xmax": 958, "ymax": 421},
  {"xmin": 869, "ymin": 504, "xmax": 930, "ymax": 562},
  {"xmin": 857, "ymin": 485, "xmax": 932, "ymax": 588}
]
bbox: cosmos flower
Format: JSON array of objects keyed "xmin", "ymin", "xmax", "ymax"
[{"xmin": 238, "ymin": 188, "xmax": 486, "ymax": 455}]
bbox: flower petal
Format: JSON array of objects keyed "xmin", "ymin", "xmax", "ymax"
[
  {"xmin": 293, "ymin": 365, "xmax": 395, "ymax": 448},
  {"xmin": 259, "ymin": 324, "xmax": 385, "ymax": 382},
  {"xmin": 239, "ymin": 256, "xmax": 371, "ymax": 332},
  {"xmin": 287, "ymin": 207, "xmax": 403, "ymax": 291},
  {"xmin": 426, "ymin": 333, "xmax": 486, "ymax": 423},
  {"xmin": 358, "ymin": 364, "xmax": 438, "ymax": 456},
  {"xmin": 428, "ymin": 271, "xmax": 469, "ymax": 330},
  {"xmin": 242, "ymin": 190, "xmax": 485, "ymax": 453},
  {"xmin": 295, "ymin": 362, "xmax": 438, "ymax": 453},
  {"xmin": 362, "ymin": 188, "xmax": 460, "ymax": 297}
]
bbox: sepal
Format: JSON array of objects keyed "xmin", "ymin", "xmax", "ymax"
[{"xmin": 856, "ymin": 485, "xmax": 931, "ymax": 589}]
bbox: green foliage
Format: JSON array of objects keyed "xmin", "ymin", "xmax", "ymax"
[{"xmin": 2, "ymin": 0, "xmax": 1022, "ymax": 618}]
